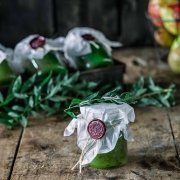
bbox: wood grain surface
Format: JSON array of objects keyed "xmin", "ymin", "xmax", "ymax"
[
  {"xmin": 10, "ymin": 108, "xmax": 180, "ymax": 180},
  {"xmin": 0, "ymin": 127, "xmax": 22, "ymax": 180}
]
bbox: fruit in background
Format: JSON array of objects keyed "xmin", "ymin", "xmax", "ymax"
[
  {"xmin": 148, "ymin": 0, "xmax": 163, "ymax": 27},
  {"xmin": 154, "ymin": 27, "xmax": 174, "ymax": 47},
  {"xmin": 159, "ymin": 0, "xmax": 178, "ymax": 6},
  {"xmin": 160, "ymin": 2, "xmax": 180, "ymax": 35},
  {"xmin": 168, "ymin": 36, "xmax": 180, "ymax": 74}
]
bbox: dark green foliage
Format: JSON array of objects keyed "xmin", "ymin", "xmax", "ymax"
[
  {"xmin": 0, "ymin": 74, "xmax": 175, "ymax": 128},
  {"xmin": 0, "ymin": 72, "xmax": 97, "ymax": 128},
  {"xmin": 65, "ymin": 77, "xmax": 175, "ymax": 118}
]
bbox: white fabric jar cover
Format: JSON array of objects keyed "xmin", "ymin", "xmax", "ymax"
[
  {"xmin": 5, "ymin": 27, "xmax": 122, "ymax": 73},
  {"xmin": 0, "ymin": 44, "xmax": 13, "ymax": 64},
  {"xmin": 62, "ymin": 27, "xmax": 122, "ymax": 69},
  {"xmin": 11, "ymin": 35, "xmax": 65, "ymax": 73},
  {"xmin": 64, "ymin": 103, "xmax": 135, "ymax": 170}
]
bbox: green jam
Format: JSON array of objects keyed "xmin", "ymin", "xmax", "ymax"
[
  {"xmin": 77, "ymin": 42, "xmax": 113, "ymax": 70},
  {"xmin": 27, "ymin": 52, "xmax": 67, "ymax": 75},
  {"xmin": 0, "ymin": 60, "xmax": 14, "ymax": 85},
  {"xmin": 90, "ymin": 136, "xmax": 127, "ymax": 169}
]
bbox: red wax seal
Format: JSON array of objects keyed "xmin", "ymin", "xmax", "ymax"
[
  {"xmin": 81, "ymin": 33, "xmax": 96, "ymax": 41},
  {"xmin": 29, "ymin": 36, "xmax": 46, "ymax": 49},
  {"xmin": 87, "ymin": 119, "xmax": 106, "ymax": 139}
]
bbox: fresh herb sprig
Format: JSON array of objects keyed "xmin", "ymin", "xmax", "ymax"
[
  {"xmin": 0, "ymin": 72, "xmax": 97, "ymax": 128},
  {"xmin": 65, "ymin": 77, "xmax": 175, "ymax": 118}
]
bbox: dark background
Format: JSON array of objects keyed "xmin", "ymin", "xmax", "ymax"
[{"xmin": 0, "ymin": 0, "xmax": 153, "ymax": 47}]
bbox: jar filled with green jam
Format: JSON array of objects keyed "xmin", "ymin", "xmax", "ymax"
[
  {"xmin": 76, "ymin": 34, "xmax": 114, "ymax": 70},
  {"xmin": 0, "ymin": 60, "xmax": 14, "ymax": 85},
  {"xmin": 21, "ymin": 36, "xmax": 67, "ymax": 75},
  {"xmin": 64, "ymin": 103, "xmax": 135, "ymax": 172},
  {"xmin": 27, "ymin": 52, "xmax": 67, "ymax": 75},
  {"xmin": 90, "ymin": 135, "xmax": 127, "ymax": 169}
]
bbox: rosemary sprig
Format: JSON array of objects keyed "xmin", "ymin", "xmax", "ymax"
[
  {"xmin": 0, "ymin": 72, "xmax": 97, "ymax": 128},
  {"xmin": 0, "ymin": 74, "xmax": 175, "ymax": 128},
  {"xmin": 65, "ymin": 77, "xmax": 175, "ymax": 118}
]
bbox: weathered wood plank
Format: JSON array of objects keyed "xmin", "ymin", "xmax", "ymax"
[
  {"xmin": 0, "ymin": 0, "xmax": 54, "ymax": 47},
  {"xmin": 86, "ymin": 0, "xmax": 118, "ymax": 39},
  {"xmin": 0, "ymin": 126, "xmax": 22, "ymax": 180},
  {"xmin": 113, "ymin": 48, "xmax": 180, "ymax": 86},
  {"xmin": 168, "ymin": 106, "xmax": 180, "ymax": 158},
  {"xmin": 55, "ymin": 0, "xmax": 80, "ymax": 36},
  {"xmin": 119, "ymin": 0, "xmax": 152, "ymax": 45},
  {"xmin": 11, "ymin": 107, "xmax": 180, "ymax": 179}
]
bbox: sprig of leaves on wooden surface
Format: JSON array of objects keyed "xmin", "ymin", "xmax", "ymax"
[
  {"xmin": 0, "ymin": 72, "xmax": 97, "ymax": 128},
  {"xmin": 65, "ymin": 77, "xmax": 175, "ymax": 118}
]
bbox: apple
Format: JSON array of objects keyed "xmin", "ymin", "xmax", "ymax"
[
  {"xmin": 168, "ymin": 36, "xmax": 180, "ymax": 74},
  {"xmin": 154, "ymin": 27, "xmax": 174, "ymax": 47},
  {"xmin": 160, "ymin": 2, "xmax": 180, "ymax": 35},
  {"xmin": 148, "ymin": 0, "xmax": 163, "ymax": 27},
  {"xmin": 159, "ymin": 0, "xmax": 178, "ymax": 6}
]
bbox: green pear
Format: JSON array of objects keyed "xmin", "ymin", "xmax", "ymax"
[{"xmin": 168, "ymin": 36, "xmax": 180, "ymax": 73}]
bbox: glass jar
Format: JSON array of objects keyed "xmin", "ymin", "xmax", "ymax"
[
  {"xmin": 27, "ymin": 52, "xmax": 67, "ymax": 75},
  {"xmin": 76, "ymin": 42, "xmax": 114, "ymax": 70},
  {"xmin": 90, "ymin": 136, "xmax": 127, "ymax": 169},
  {"xmin": 0, "ymin": 60, "xmax": 15, "ymax": 85}
]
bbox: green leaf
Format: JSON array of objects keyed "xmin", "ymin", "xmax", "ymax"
[
  {"xmin": 39, "ymin": 72, "xmax": 52, "ymax": 88},
  {"xmin": 8, "ymin": 112, "xmax": 19, "ymax": 118},
  {"xmin": 19, "ymin": 116, "xmax": 28, "ymax": 127},
  {"xmin": 87, "ymin": 82, "xmax": 98, "ymax": 89},
  {"xmin": 14, "ymin": 93, "xmax": 28, "ymax": 99},
  {"xmin": 148, "ymin": 77, "xmax": 162, "ymax": 92},
  {"xmin": 40, "ymin": 104, "xmax": 56, "ymax": 115},
  {"xmin": 28, "ymin": 96, "xmax": 34, "ymax": 108},
  {"xmin": 85, "ymin": 92, "xmax": 99, "ymax": 101},
  {"xmin": 139, "ymin": 98, "xmax": 162, "ymax": 107},
  {"xmin": 103, "ymin": 86, "xmax": 122, "ymax": 97},
  {"xmin": 46, "ymin": 86, "xmax": 59, "ymax": 98},
  {"xmin": 158, "ymin": 96, "xmax": 170, "ymax": 107},
  {"xmin": 12, "ymin": 76, "xmax": 22, "ymax": 93},
  {"xmin": 0, "ymin": 92, "xmax": 3, "ymax": 103},
  {"xmin": 48, "ymin": 96, "xmax": 68, "ymax": 102},
  {"xmin": 21, "ymin": 74, "xmax": 37, "ymax": 92},
  {"xmin": 64, "ymin": 110, "xmax": 77, "ymax": 118},
  {"xmin": 69, "ymin": 98, "xmax": 82, "ymax": 107},
  {"xmin": 120, "ymin": 92, "xmax": 134, "ymax": 102},
  {"xmin": 12, "ymin": 105, "xmax": 24, "ymax": 112},
  {"xmin": 133, "ymin": 76, "xmax": 144, "ymax": 90},
  {"xmin": 0, "ymin": 118, "xmax": 14, "ymax": 127}
]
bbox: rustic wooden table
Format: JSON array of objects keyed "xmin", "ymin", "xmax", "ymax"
[{"xmin": 0, "ymin": 48, "xmax": 180, "ymax": 180}]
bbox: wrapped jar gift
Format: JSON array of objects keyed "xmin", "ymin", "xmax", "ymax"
[
  {"xmin": 0, "ymin": 45, "xmax": 15, "ymax": 85},
  {"xmin": 64, "ymin": 103, "xmax": 135, "ymax": 172},
  {"xmin": 12, "ymin": 35, "xmax": 67, "ymax": 74},
  {"xmin": 62, "ymin": 27, "xmax": 122, "ymax": 70}
]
